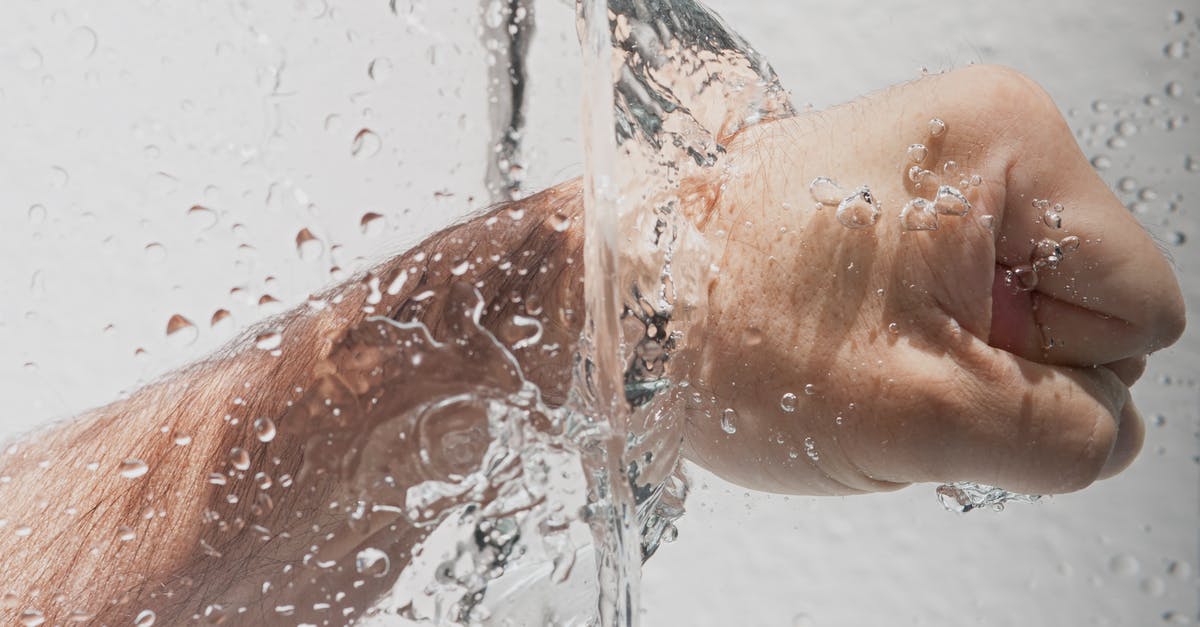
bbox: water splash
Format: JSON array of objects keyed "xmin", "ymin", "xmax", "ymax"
[{"xmin": 935, "ymin": 482, "xmax": 1042, "ymax": 513}]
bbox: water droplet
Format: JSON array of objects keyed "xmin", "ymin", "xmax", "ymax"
[
  {"xmin": 1116, "ymin": 119, "xmax": 1139, "ymax": 137},
  {"xmin": 780, "ymin": 393, "xmax": 798, "ymax": 412},
  {"xmin": 1109, "ymin": 553, "xmax": 1141, "ymax": 576},
  {"xmin": 119, "ymin": 458, "xmax": 148, "ymax": 479},
  {"xmin": 133, "ymin": 609, "xmax": 156, "ymax": 626},
  {"xmin": 210, "ymin": 309, "xmax": 233, "ymax": 329},
  {"xmin": 14, "ymin": 525, "xmax": 33, "ymax": 538},
  {"xmin": 906, "ymin": 144, "xmax": 928, "ymax": 163},
  {"xmin": 19, "ymin": 609, "xmax": 45, "ymax": 626},
  {"xmin": 1141, "ymin": 576, "xmax": 1166, "ymax": 597},
  {"xmin": 1185, "ymin": 155, "xmax": 1199, "ymax": 173},
  {"xmin": 803, "ymin": 383, "xmax": 816, "ymax": 396},
  {"xmin": 143, "ymin": 243, "xmax": 167, "ymax": 264},
  {"xmin": 1091, "ymin": 155, "xmax": 1112, "ymax": 170},
  {"xmin": 117, "ymin": 525, "xmax": 137, "ymax": 542},
  {"xmin": 1118, "ymin": 176, "xmax": 1138, "ymax": 193},
  {"xmin": 295, "ymin": 228, "xmax": 323, "ymax": 261},
  {"xmin": 255, "ymin": 331, "xmax": 282, "ymax": 351},
  {"xmin": 360, "ymin": 212, "xmax": 385, "ymax": 236},
  {"xmin": 27, "ymin": 204, "xmax": 47, "ymax": 226},
  {"xmin": 253, "ymin": 417, "xmax": 277, "ymax": 443},
  {"xmin": 18, "ymin": 47, "xmax": 43, "ymax": 71},
  {"xmin": 173, "ymin": 433, "xmax": 193, "ymax": 446},
  {"xmin": 165, "ymin": 314, "xmax": 197, "ymax": 346},
  {"xmin": 933, "ymin": 185, "xmax": 970, "ymax": 216},
  {"xmin": 928, "ymin": 118, "xmax": 947, "ymax": 138},
  {"xmin": 367, "ymin": 57, "xmax": 393, "ymax": 82},
  {"xmin": 720, "ymin": 409, "xmax": 737, "ymax": 434},
  {"xmin": 1167, "ymin": 9, "xmax": 1184, "ymax": 24},
  {"xmin": 187, "ymin": 205, "xmax": 218, "ymax": 230},
  {"xmin": 355, "ymin": 547, "xmax": 391, "ymax": 577},
  {"xmin": 351, "ymin": 128, "xmax": 381, "ymax": 158},
  {"xmin": 1167, "ymin": 231, "xmax": 1187, "ymax": 246},
  {"xmin": 1163, "ymin": 40, "xmax": 1188, "ymax": 59},
  {"xmin": 548, "ymin": 212, "xmax": 572, "ymax": 232},
  {"xmin": 67, "ymin": 26, "xmax": 99, "ymax": 59},
  {"xmin": 229, "ymin": 447, "xmax": 251, "ymax": 471},
  {"xmin": 899, "ymin": 197, "xmax": 938, "ymax": 231},
  {"xmin": 450, "ymin": 259, "xmax": 470, "ymax": 276},
  {"xmin": 942, "ymin": 160, "xmax": 959, "ymax": 177},
  {"xmin": 809, "ymin": 177, "xmax": 843, "ymax": 206},
  {"xmin": 835, "ymin": 187, "xmax": 881, "ymax": 229}
]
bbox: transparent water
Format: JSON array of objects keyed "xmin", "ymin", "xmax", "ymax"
[{"xmin": 1, "ymin": 0, "xmax": 1196, "ymax": 625}]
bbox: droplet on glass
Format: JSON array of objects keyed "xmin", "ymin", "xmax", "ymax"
[
  {"xmin": 933, "ymin": 185, "xmax": 970, "ymax": 216},
  {"xmin": 360, "ymin": 212, "xmax": 386, "ymax": 236},
  {"xmin": 67, "ymin": 26, "xmax": 99, "ymax": 59},
  {"xmin": 809, "ymin": 177, "xmax": 843, "ymax": 206},
  {"xmin": 835, "ymin": 187, "xmax": 881, "ymax": 229},
  {"xmin": 295, "ymin": 228, "xmax": 323, "ymax": 261},
  {"xmin": 1163, "ymin": 40, "xmax": 1187, "ymax": 59},
  {"xmin": 720, "ymin": 408, "xmax": 737, "ymax": 434},
  {"xmin": 144, "ymin": 243, "xmax": 167, "ymax": 264},
  {"xmin": 255, "ymin": 331, "xmax": 282, "ymax": 351},
  {"xmin": 119, "ymin": 458, "xmax": 149, "ymax": 479},
  {"xmin": 165, "ymin": 314, "xmax": 197, "ymax": 346},
  {"xmin": 253, "ymin": 417, "xmax": 277, "ymax": 443},
  {"xmin": 351, "ymin": 128, "xmax": 382, "ymax": 158},
  {"xmin": 187, "ymin": 205, "xmax": 218, "ymax": 230},
  {"xmin": 367, "ymin": 57, "xmax": 393, "ymax": 82},
  {"xmin": 210, "ymin": 309, "xmax": 233, "ymax": 329},
  {"xmin": 899, "ymin": 197, "xmax": 938, "ymax": 231},
  {"xmin": 27, "ymin": 204, "xmax": 47, "ymax": 226},
  {"xmin": 1184, "ymin": 155, "xmax": 1199, "ymax": 173}
]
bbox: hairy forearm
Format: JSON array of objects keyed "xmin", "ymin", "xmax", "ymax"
[{"xmin": 0, "ymin": 181, "xmax": 584, "ymax": 624}]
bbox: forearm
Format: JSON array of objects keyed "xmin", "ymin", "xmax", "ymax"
[{"xmin": 0, "ymin": 181, "xmax": 584, "ymax": 624}]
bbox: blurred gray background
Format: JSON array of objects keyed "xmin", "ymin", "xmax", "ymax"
[{"xmin": 1, "ymin": 0, "xmax": 1196, "ymax": 625}]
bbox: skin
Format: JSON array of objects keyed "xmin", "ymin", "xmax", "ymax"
[{"xmin": 0, "ymin": 66, "xmax": 1185, "ymax": 624}]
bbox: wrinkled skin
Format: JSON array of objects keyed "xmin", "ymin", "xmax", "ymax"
[{"xmin": 681, "ymin": 66, "xmax": 1185, "ymax": 496}]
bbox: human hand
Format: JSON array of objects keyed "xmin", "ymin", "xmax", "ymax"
[{"xmin": 681, "ymin": 65, "xmax": 1185, "ymax": 496}]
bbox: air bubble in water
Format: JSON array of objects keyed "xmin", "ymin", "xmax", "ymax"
[
  {"xmin": 933, "ymin": 185, "xmax": 970, "ymax": 216},
  {"xmin": 803, "ymin": 437, "xmax": 819, "ymax": 461},
  {"xmin": 720, "ymin": 409, "xmax": 737, "ymax": 434},
  {"xmin": 120, "ymin": 458, "xmax": 148, "ymax": 479},
  {"xmin": 979, "ymin": 214, "xmax": 996, "ymax": 231},
  {"xmin": 1010, "ymin": 264, "xmax": 1038, "ymax": 291},
  {"xmin": 1042, "ymin": 210, "xmax": 1063, "ymax": 229},
  {"xmin": 928, "ymin": 118, "xmax": 947, "ymax": 138},
  {"xmin": 809, "ymin": 177, "xmax": 843, "ymax": 206},
  {"xmin": 1059, "ymin": 235, "xmax": 1081, "ymax": 253},
  {"xmin": 117, "ymin": 525, "xmax": 137, "ymax": 542},
  {"xmin": 295, "ymin": 228, "xmax": 323, "ymax": 261},
  {"xmin": 780, "ymin": 393, "xmax": 798, "ymax": 413},
  {"xmin": 253, "ymin": 417, "xmax": 277, "ymax": 443},
  {"xmin": 899, "ymin": 197, "xmax": 938, "ymax": 231},
  {"xmin": 907, "ymin": 144, "xmax": 928, "ymax": 163},
  {"xmin": 19, "ymin": 609, "xmax": 44, "ymax": 626},
  {"xmin": 355, "ymin": 547, "xmax": 391, "ymax": 577},
  {"xmin": 229, "ymin": 447, "xmax": 251, "ymax": 471},
  {"xmin": 351, "ymin": 128, "xmax": 382, "ymax": 158},
  {"xmin": 835, "ymin": 187, "xmax": 880, "ymax": 229},
  {"xmin": 935, "ymin": 482, "xmax": 1040, "ymax": 513},
  {"xmin": 804, "ymin": 383, "xmax": 816, "ymax": 396},
  {"xmin": 134, "ymin": 609, "xmax": 156, "ymax": 627}
]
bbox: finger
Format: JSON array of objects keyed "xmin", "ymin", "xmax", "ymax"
[
  {"xmin": 866, "ymin": 339, "xmax": 1130, "ymax": 494},
  {"xmin": 1104, "ymin": 355, "xmax": 1148, "ymax": 387},
  {"xmin": 990, "ymin": 73, "xmax": 1185, "ymax": 366},
  {"xmin": 1098, "ymin": 400, "xmax": 1144, "ymax": 479}
]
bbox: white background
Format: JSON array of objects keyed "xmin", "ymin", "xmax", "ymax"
[{"xmin": 1, "ymin": 1, "xmax": 1196, "ymax": 626}]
